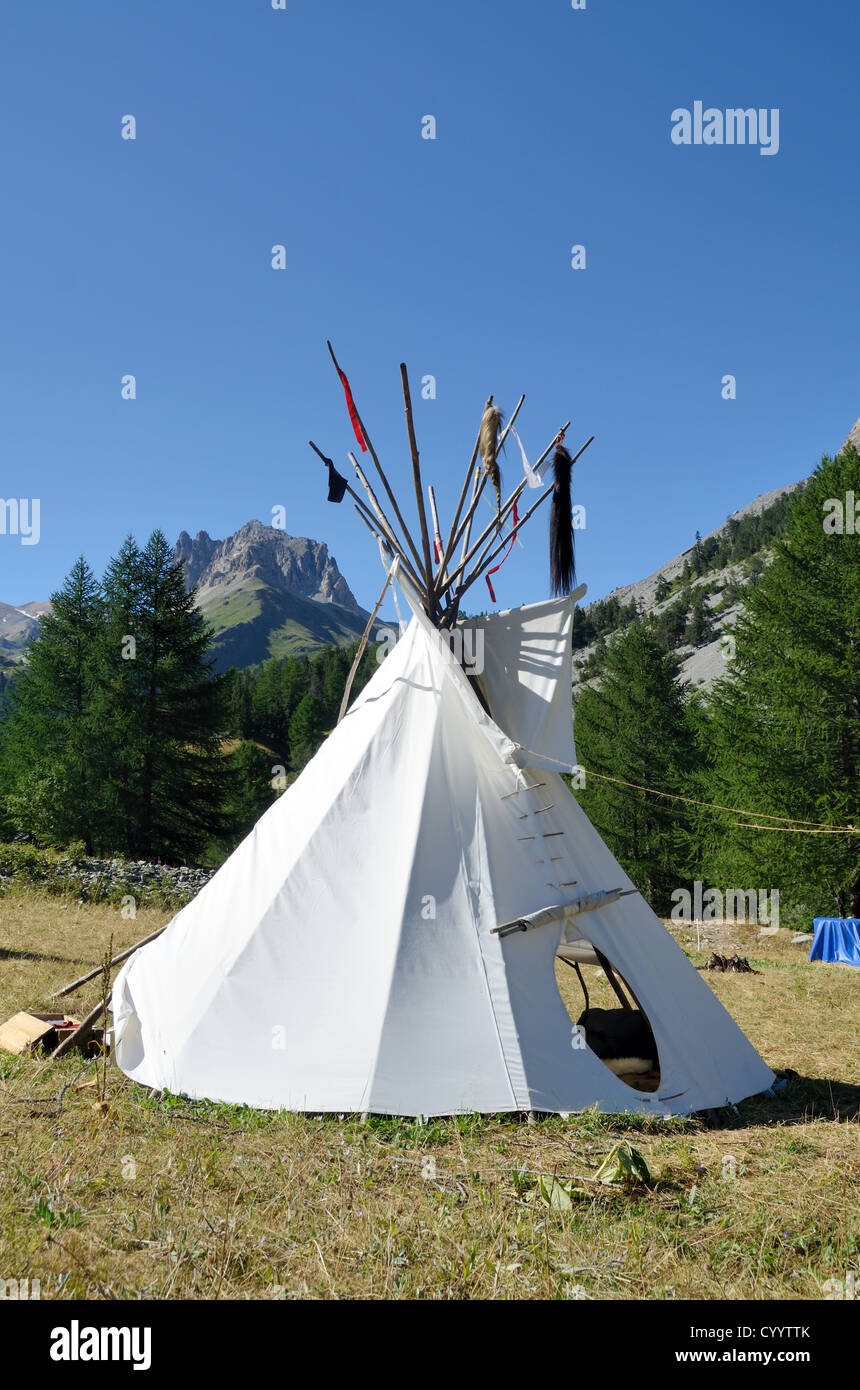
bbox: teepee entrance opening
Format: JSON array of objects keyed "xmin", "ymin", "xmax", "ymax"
[{"xmin": 555, "ymin": 947, "xmax": 662, "ymax": 1094}]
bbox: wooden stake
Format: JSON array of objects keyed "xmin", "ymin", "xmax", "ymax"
[
  {"xmin": 327, "ymin": 341, "xmax": 426, "ymax": 578},
  {"xmin": 400, "ymin": 363, "xmax": 434, "ymax": 595},
  {"xmin": 337, "ymin": 567, "xmax": 395, "ymax": 723}
]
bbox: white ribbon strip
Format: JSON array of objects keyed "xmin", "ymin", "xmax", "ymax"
[{"xmin": 510, "ymin": 424, "xmax": 542, "ymax": 489}]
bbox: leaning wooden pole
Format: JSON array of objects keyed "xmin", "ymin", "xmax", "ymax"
[
  {"xmin": 460, "ymin": 437, "xmax": 593, "ymax": 596},
  {"xmin": 348, "ymin": 453, "xmax": 427, "ymax": 595},
  {"xmin": 309, "ymin": 440, "xmax": 413, "ymax": 573},
  {"xmin": 433, "ymin": 396, "xmax": 492, "ymax": 590},
  {"xmin": 50, "ymin": 993, "xmax": 111, "ymax": 1061},
  {"xmin": 461, "ymin": 420, "xmax": 573, "ymax": 570},
  {"xmin": 427, "ymin": 485, "xmax": 444, "ymax": 576},
  {"xmin": 337, "ymin": 566, "xmax": 396, "ymax": 723},
  {"xmin": 461, "ymin": 432, "xmax": 593, "ymax": 585},
  {"xmin": 50, "ymin": 926, "xmax": 167, "ymax": 1000},
  {"xmin": 445, "ymin": 394, "xmax": 526, "ymax": 571},
  {"xmin": 353, "ymin": 504, "xmax": 389, "ymax": 552},
  {"xmin": 442, "ymin": 425, "xmax": 582, "ymax": 598},
  {"xmin": 399, "ymin": 363, "xmax": 435, "ymax": 597},
  {"xmin": 327, "ymin": 341, "xmax": 426, "ymax": 579},
  {"xmin": 454, "ymin": 478, "xmax": 560, "ymax": 605}
]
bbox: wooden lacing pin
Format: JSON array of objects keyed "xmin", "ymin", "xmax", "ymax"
[{"xmin": 500, "ymin": 782, "xmax": 547, "ymax": 800}]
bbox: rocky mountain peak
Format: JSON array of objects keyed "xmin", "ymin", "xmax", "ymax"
[{"xmin": 172, "ymin": 522, "xmax": 361, "ymax": 611}]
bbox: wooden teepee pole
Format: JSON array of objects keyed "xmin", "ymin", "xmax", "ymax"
[
  {"xmin": 454, "ymin": 434, "xmax": 593, "ymax": 604},
  {"xmin": 337, "ymin": 567, "xmax": 395, "ymax": 723},
  {"xmin": 352, "ymin": 509, "xmax": 413, "ymax": 597},
  {"xmin": 442, "ymin": 423, "xmax": 580, "ymax": 597},
  {"xmin": 50, "ymin": 993, "xmax": 111, "ymax": 1060},
  {"xmin": 445, "ymin": 394, "xmax": 526, "ymax": 570},
  {"xmin": 309, "ymin": 440, "xmax": 425, "ymax": 592},
  {"xmin": 427, "ymin": 485, "xmax": 443, "ymax": 573},
  {"xmin": 348, "ymin": 453, "xmax": 427, "ymax": 595},
  {"xmin": 399, "ymin": 363, "xmax": 435, "ymax": 596},
  {"xmin": 455, "ymin": 481, "xmax": 558, "ymax": 605},
  {"xmin": 462, "ymin": 431, "xmax": 592, "ymax": 585},
  {"xmin": 308, "ymin": 440, "xmax": 403, "ymax": 552},
  {"xmin": 466, "ymin": 419, "xmax": 571, "ymax": 559},
  {"xmin": 50, "ymin": 926, "xmax": 167, "ymax": 999},
  {"xmin": 433, "ymin": 396, "xmax": 492, "ymax": 590},
  {"xmin": 458, "ymin": 465, "xmax": 482, "ymax": 576},
  {"xmin": 327, "ymin": 341, "xmax": 426, "ymax": 580}
]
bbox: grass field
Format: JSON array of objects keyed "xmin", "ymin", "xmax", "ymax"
[{"xmin": 0, "ymin": 884, "xmax": 857, "ymax": 1300}]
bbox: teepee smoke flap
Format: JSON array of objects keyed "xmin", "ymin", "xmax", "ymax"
[{"xmin": 549, "ymin": 442, "xmax": 575, "ymax": 596}]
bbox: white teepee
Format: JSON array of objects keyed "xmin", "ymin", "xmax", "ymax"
[{"xmin": 113, "ymin": 589, "xmax": 774, "ymax": 1116}]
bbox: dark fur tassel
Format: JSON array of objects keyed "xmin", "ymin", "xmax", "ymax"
[{"xmin": 549, "ymin": 443, "xmax": 575, "ymax": 595}]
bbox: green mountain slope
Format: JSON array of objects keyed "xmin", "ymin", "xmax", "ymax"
[
  {"xmin": 173, "ymin": 521, "xmax": 371, "ymax": 671},
  {"xmin": 199, "ymin": 579, "xmax": 370, "ymax": 669}
]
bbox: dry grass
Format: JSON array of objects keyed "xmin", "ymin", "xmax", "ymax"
[{"xmin": 0, "ymin": 885, "xmax": 857, "ymax": 1301}]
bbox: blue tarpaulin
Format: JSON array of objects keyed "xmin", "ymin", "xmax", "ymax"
[{"xmin": 809, "ymin": 919, "xmax": 860, "ymax": 967}]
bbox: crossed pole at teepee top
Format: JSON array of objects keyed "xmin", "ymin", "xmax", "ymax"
[{"xmin": 310, "ymin": 342, "xmax": 594, "ymax": 631}]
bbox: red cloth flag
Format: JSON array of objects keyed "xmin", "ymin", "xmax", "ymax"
[{"xmin": 337, "ymin": 368, "xmax": 367, "ymax": 453}]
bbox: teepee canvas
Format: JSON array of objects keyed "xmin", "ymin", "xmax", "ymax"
[{"xmin": 113, "ymin": 353, "xmax": 774, "ymax": 1116}]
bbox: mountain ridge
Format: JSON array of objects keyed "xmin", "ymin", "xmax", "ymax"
[
  {"xmin": 4, "ymin": 411, "xmax": 859, "ymax": 675},
  {"xmin": 0, "ymin": 526, "xmax": 370, "ymax": 673},
  {"xmin": 594, "ymin": 479, "xmax": 805, "ymax": 614},
  {"xmin": 171, "ymin": 521, "xmax": 370, "ymax": 670},
  {"xmin": 572, "ymin": 479, "xmax": 807, "ymax": 692}
]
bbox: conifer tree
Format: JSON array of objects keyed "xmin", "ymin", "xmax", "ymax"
[
  {"xmin": 574, "ymin": 622, "xmax": 695, "ymax": 911},
  {"xmin": 0, "ymin": 558, "xmax": 104, "ymax": 850},
  {"xmin": 95, "ymin": 530, "xmax": 228, "ymax": 860},
  {"xmin": 684, "ymin": 590, "xmax": 711, "ymax": 646},
  {"xmin": 223, "ymin": 740, "xmax": 280, "ymax": 843},
  {"xmin": 703, "ymin": 448, "xmax": 860, "ymax": 915}
]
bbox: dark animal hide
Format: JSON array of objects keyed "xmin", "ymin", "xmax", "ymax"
[
  {"xmin": 549, "ymin": 442, "xmax": 575, "ymax": 595},
  {"xmin": 576, "ymin": 1007, "xmax": 658, "ymax": 1076}
]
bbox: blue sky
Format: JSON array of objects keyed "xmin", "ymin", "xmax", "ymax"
[{"xmin": 1, "ymin": 0, "xmax": 858, "ymax": 614}]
